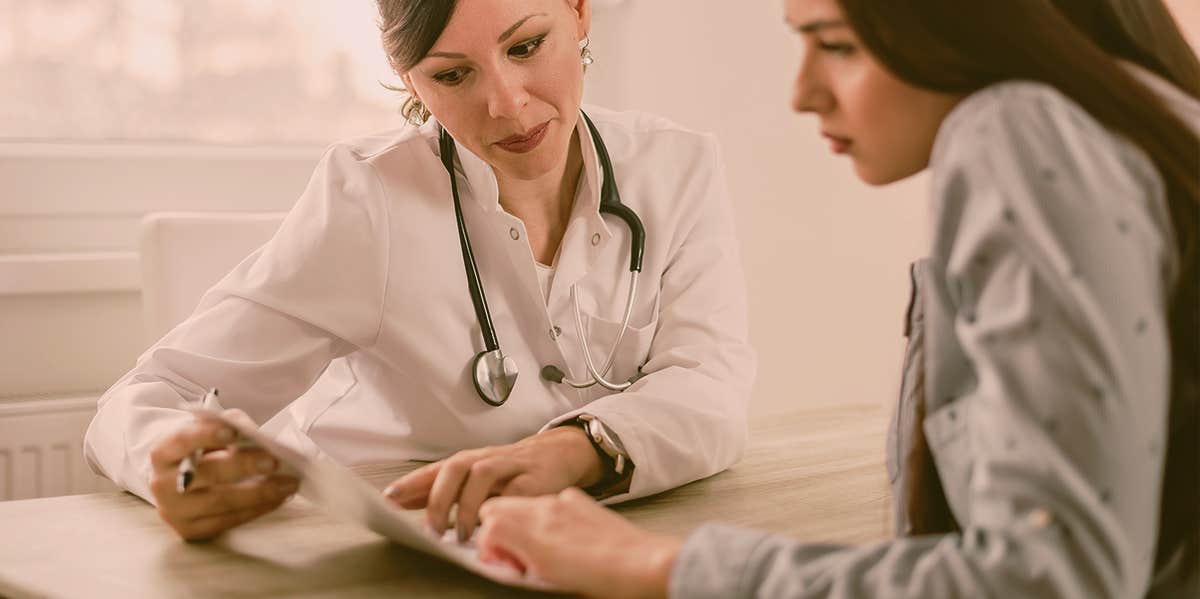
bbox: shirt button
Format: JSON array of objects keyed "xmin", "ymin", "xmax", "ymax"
[
  {"xmin": 1026, "ymin": 508, "xmax": 1052, "ymax": 529},
  {"xmin": 550, "ymin": 325, "xmax": 562, "ymax": 340},
  {"xmin": 510, "ymin": 228, "xmax": 520, "ymax": 240},
  {"xmin": 591, "ymin": 233, "xmax": 601, "ymax": 246}
]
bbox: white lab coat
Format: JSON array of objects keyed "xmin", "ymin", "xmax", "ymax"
[{"xmin": 84, "ymin": 107, "xmax": 757, "ymax": 505}]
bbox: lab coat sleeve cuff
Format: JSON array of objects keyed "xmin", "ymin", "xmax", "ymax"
[
  {"xmin": 85, "ymin": 403, "xmax": 195, "ymax": 506},
  {"xmin": 669, "ymin": 523, "xmax": 774, "ymax": 599},
  {"xmin": 538, "ymin": 408, "xmax": 647, "ymax": 504}
]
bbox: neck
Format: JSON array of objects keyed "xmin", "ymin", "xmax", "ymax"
[
  {"xmin": 496, "ymin": 128, "xmax": 583, "ymax": 222},
  {"xmin": 496, "ymin": 128, "xmax": 584, "ymax": 265}
]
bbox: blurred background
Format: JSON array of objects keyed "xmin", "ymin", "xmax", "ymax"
[{"xmin": 0, "ymin": 1, "xmax": 1196, "ymax": 499}]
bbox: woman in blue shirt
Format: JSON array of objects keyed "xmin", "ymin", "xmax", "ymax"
[{"xmin": 472, "ymin": 0, "xmax": 1200, "ymax": 597}]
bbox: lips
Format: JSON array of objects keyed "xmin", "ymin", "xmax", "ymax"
[
  {"xmin": 822, "ymin": 131, "xmax": 853, "ymax": 154},
  {"xmin": 495, "ymin": 121, "xmax": 550, "ymax": 154}
]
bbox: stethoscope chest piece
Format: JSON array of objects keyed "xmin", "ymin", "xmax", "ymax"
[{"xmin": 472, "ymin": 349, "xmax": 518, "ymax": 406}]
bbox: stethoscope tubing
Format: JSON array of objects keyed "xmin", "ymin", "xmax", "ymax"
[
  {"xmin": 440, "ymin": 110, "xmax": 647, "ymax": 404},
  {"xmin": 556, "ymin": 270, "xmax": 640, "ymax": 391},
  {"xmin": 440, "ymin": 130, "xmax": 501, "ymax": 353}
]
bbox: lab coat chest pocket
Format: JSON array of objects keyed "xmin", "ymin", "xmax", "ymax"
[{"xmin": 579, "ymin": 310, "xmax": 658, "ymax": 397}]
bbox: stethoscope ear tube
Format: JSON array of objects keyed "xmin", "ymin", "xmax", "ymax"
[
  {"xmin": 439, "ymin": 128, "xmax": 501, "ymax": 353},
  {"xmin": 600, "ymin": 202, "xmax": 645, "ymax": 273},
  {"xmin": 581, "ymin": 111, "xmax": 646, "ymax": 273}
]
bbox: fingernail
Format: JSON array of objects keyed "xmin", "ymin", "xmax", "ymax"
[
  {"xmin": 426, "ymin": 520, "xmax": 443, "ymax": 538},
  {"xmin": 216, "ymin": 428, "xmax": 235, "ymax": 443},
  {"xmin": 257, "ymin": 458, "xmax": 277, "ymax": 473}
]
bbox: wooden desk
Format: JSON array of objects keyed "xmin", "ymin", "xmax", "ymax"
[{"xmin": 0, "ymin": 404, "xmax": 891, "ymax": 598}]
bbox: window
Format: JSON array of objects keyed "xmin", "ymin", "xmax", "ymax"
[{"xmin": 1, "ymin": 0, "xmax": 402, "ymax": 144}]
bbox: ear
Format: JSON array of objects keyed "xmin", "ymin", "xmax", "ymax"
[
  {"xmin": 400, "ymin": 72, "xmax": 421, "ymax": 102},
  {"xmin": 567, "ymin": 0, "xmax": 592, "ymax": 40}
]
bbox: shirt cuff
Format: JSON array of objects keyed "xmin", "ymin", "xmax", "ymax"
[{"xmin": 669, "ymin": 522, "xmax": 773, "ymax": 599}]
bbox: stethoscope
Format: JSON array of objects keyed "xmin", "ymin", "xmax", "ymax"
[{"xmin": 438, "ymin": 111, "xmax": 646, "ymax": 407}]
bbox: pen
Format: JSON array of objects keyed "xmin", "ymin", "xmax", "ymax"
[{"xmin": 176, "ymin": 388, "xmax": 219, "ymax": 494}]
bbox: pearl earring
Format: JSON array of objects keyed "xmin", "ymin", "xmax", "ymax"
[{"xmin": 579, "ymin": 36, "xmax": 594, "ymax": 66}]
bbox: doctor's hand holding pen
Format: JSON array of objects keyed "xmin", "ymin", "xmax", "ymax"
[
  {"xmin": 147, "ymin": 403, "xmax": 299, "ymax": 542},
  {"xmin": 382, "ymin": 424, "xmax": 611, "ymax": 543}
]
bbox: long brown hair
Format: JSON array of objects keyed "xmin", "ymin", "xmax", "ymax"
[
  {"xmin": 1050, "ymin": 0, "xmax": 1200, "ymax": 98},
  {"xmin": 837, "ymin": 0, "xmax": 1199, "ymax": 573}
]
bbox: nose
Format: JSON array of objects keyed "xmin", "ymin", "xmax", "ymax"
[
  {"xmin": 485, "ymin": 67, "xmax": 530, "ymax": 121},
  {"xmin": 792, "ymin": 51, "xmax": 833, "ymax": 115}
]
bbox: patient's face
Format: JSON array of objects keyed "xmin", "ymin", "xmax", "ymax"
[
  {"xmin": 402, "ymin": 0, "xmax": 590, "ymax": 182},
  {"xmin": 785, "ymin": 0, "xmax": 961, "ymax": 185}
]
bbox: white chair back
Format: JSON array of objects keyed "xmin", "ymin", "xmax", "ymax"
[{"xmin": 139, "ymin": 212, "xmax": 284, "ymax": 343}]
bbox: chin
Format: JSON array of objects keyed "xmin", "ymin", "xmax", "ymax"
[
  {"xmin": 493, "ymin": 127, "xmax": 570, "ymax": 180},
  {"xmin": 853, "ymin": 161, "xmax": 921, "ymax": 187},
  {"xmin": 493, "ymin": 151, "xmax": 560, "ymax": 181}
]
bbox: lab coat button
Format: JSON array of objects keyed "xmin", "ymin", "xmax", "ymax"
[
  {"xmin": 550, "ymin": 325, "xmax": 562, "ymax": 339},
  {"xmin": 591, "ymin": 233, "xmax": 601, "ymax": 246},
  {"xmin": 510, "ymin": 228, "xmax": 520, "ymax": 240}
]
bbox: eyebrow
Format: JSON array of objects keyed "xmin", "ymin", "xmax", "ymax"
[
  {"xmin": 424, "ymin": 13, "xmax": 548, "ymax": 60},
  {"xmin": 791, "ymin": 18, "xmax": 848, "ymax": 34},
  {"xmin": 498, "ymin": 13, "xmax": 547, "ymax": 43}
]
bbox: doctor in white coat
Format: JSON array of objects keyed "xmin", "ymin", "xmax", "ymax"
[{"xmin": 83, "ymin": 0, "xmax": 755, "ymax": 542}]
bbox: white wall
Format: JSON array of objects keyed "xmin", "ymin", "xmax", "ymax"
[
  {"xmin": 5, "ymin": 0, "xmax": 1198, "ymax": 416},
  {"xmin": 592, "ymin": 1, "xmax": 928, "ymax": 415}
]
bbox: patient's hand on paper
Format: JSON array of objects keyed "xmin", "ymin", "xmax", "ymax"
[
  {"xmin": 382, "ymin": 426, "xmax": 605, "ymax": 544},
  {"xmin": 148, "ymin": 408, "xmax": 300, "ymax": 541},
  {"xmin": 474, "ymin": 488, "xmax": 682, "ymax": 598}
]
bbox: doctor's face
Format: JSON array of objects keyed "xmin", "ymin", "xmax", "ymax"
[
  {"xmin": 403, "ymin": 0, "xmax": 590, "ymax": 182},
  {"xmin": 785, "ymin": 0, "xmax": 960, "ymax": 185}
]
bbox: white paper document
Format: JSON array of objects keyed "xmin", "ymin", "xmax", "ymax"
[{"xmin": 190, "ymin": 408, "xmax": 555, "ymax": 591}]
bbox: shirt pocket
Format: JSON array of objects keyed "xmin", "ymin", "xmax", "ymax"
[
  {"xmin": 924, "ymin": 396, "xmax": 974, "ymax": 524},
  {"xmin": 579, "ymin": 310, "xmax": 659, "ymax": 397},
  {"xmin": 888, "ymin": 261, "xmax": 928, "ymax": 484}
]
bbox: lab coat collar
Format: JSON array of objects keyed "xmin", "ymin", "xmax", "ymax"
[
  {"xmin": 546, "ymin": 110, "xmax": 616, "ymax": 302},
  {"xmin": 428, "ymin": 111, "xmax": 616, "ymax": 315},
  {"xmin": 429, "ymin": 110, "xmax": 611, "ymax": 239}
]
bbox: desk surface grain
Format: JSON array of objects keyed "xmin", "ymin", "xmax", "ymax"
[{"xmin": 0, "ymin": 404, "xmax": 891, "ymax": 598}]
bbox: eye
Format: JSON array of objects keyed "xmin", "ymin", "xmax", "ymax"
[
  {"xmin": 818, "ymin": 41, "xmax": 856, "ymax": 56},
  {"xmin": 433, "ymin": 68, "xmax": 469, "ymax": 86},
  {"xmin": 508, "ymin": 35, "xmax": 547, "ymax": 58}
]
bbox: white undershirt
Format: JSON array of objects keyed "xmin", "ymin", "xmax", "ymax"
[{"xmin": 535, "ymin": 261, "xmax": 556, "ymax": 305}]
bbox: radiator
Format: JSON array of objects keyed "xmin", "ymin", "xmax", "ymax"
[{"xmin": 0, "ymin": 395, "xmax": 117, "ymax": 500}]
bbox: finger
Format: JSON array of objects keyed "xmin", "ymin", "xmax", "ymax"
[
  {"xmin": 477, "ymin": 542, "xmax": 528, "ymax": 575},
  {"xmin": 150, "ymin": 418, "xmax": 237, "ymax": 472},
  {"xmin": 181, "ymin": 475, "xmax": 299, "ymax": 519},
  {"xmin": 146, "ymin": 452, "xmax": 265, "ymax": 507},
  {"xmin": 383, "ymin": 461, "xmax": 444, "ymax": 508},
  {"xmin": 424, "ymin": 454, "xmax": 480, "ymax": 536},
  {"xmin": 476, "ymin": 499, "xmax": 539, "ymax": 572},
  {"xmin": 559, "ymin": 486, "xmax": 594, "ymax": 504},
  {"xmin": 154, "ymin": 474, "xmax": 294, "ymax": 537},
  {"xmin": 499, "ymin": 473, "xmax": 540, "ymax": 497},
  {"xmin": 455, "ymin": 458, "xmax": 523, "ymax": 542},
  {"xmin": 188, "ymin": 447, "xmax": 279, "ymax": 490},
  {"xmin": 179, "ymin": 499, "xmax": 285, "ymax": 542},
  {"xmin": 221, "ymin": 408, "xmax": 257, "ymax": 430}
]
